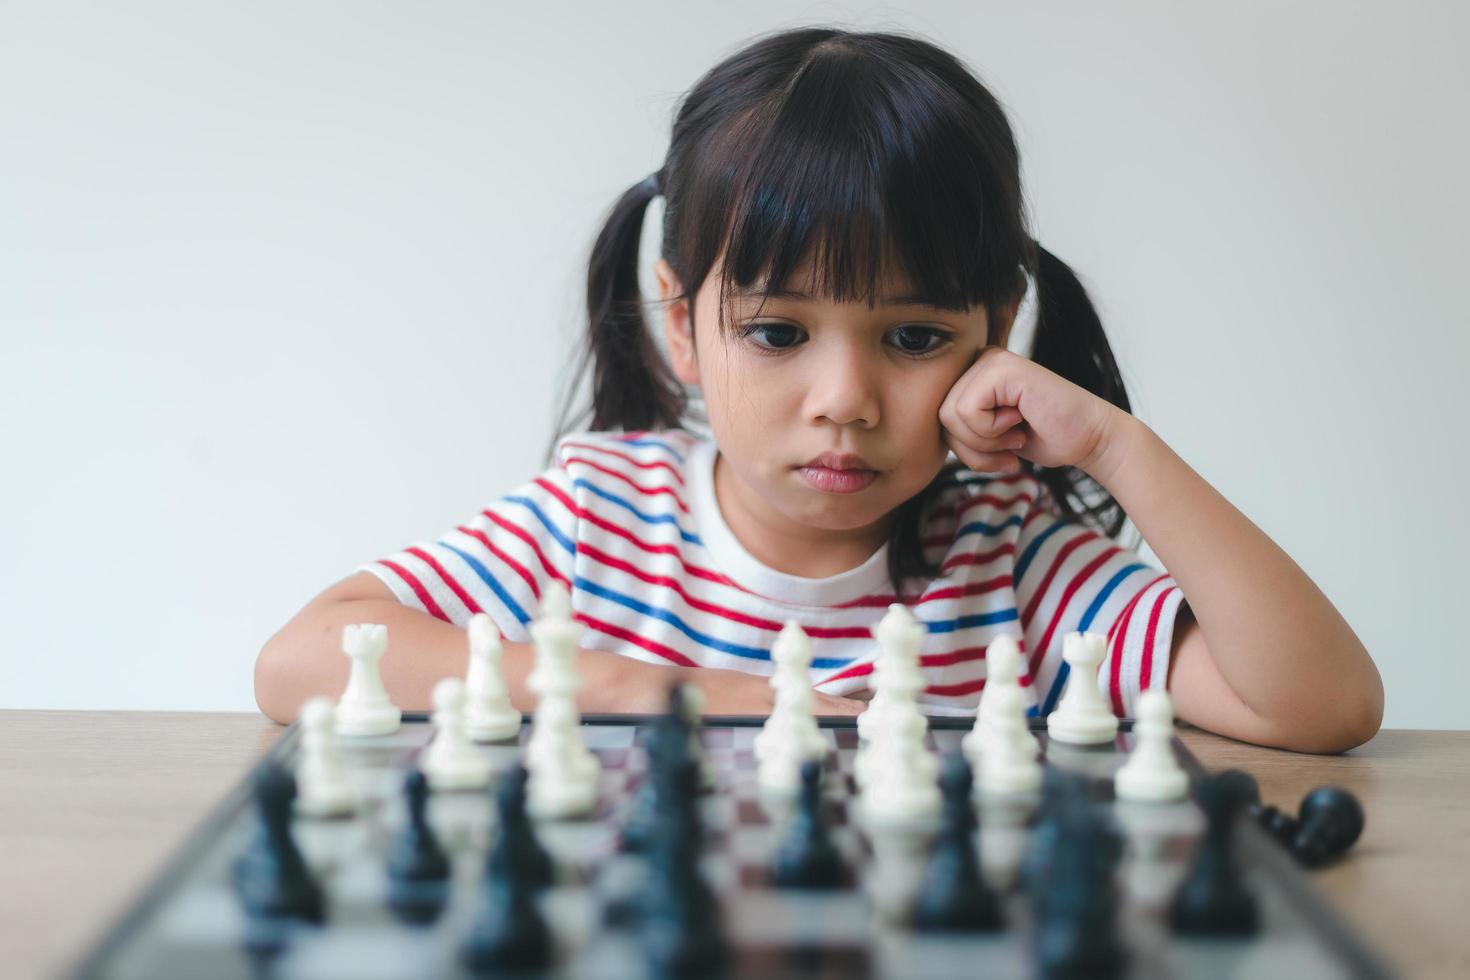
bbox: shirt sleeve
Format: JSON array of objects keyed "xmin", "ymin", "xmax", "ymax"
[
  {"xmin": 1013, "ymin": 487, "xmax": 1188, "ymax": 719},
  {"xmin": 358, "ymin": 461, "xmax": 578, "ymax": 643}
]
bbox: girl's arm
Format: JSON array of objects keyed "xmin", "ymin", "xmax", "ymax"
[
  {"xmin": 1088, "ymin": 416, "xmax": 1384, "ymax": 753},
  {"xmin": 254, "ymin": 571, "xmax": 864, "ymax": 725}
]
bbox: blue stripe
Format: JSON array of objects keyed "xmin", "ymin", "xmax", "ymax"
[
  {"xmin": 575, "ymin": 577, "xmax": 863, "ymax": 667},
  {"xmin": 923, "ymin": 608, "xmax": 1019, "ymax": 634},
  {"xmin": 1036, "ymin": 563, "xmax": 1149, "ymax": 716},
  {"xmin": 1014, "ymin": 518, "xmax": 1071, "ymax": 584},
  {"xmin": 440, "ymin": 542, "xmax": 533, "ymax": 627},
  {"xmin": 501, "ymin": 494, "xmax": 577, "ymax": 555},
  {"xmin": 618, "ymin": 435, "xmax": 686, "ymax": 464},
  {"xmin": 954, "ymin": 514, "xmax": 1025, "ymax": 540},
  {"xmin": 572, "ymin": 480, "xmax": 703, "ymax": 545}
]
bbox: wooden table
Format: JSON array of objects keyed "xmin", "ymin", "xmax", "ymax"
[{"xmin": 1, "ymin": 712, "xmax": 1464, "ymax": 979}]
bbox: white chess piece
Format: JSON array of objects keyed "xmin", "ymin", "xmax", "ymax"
[
  {"xmin": 1114, "ymin": 690, "xmax": 1188, "ymax": 803},
  {"xmin": 676, "ymin": 681, "xmax": 716, "ymax": 791},
  {"xmin": 962, "ymin": 634, "xmax": 1037, "ymax": 762},
  {"xmin": 420, "ymin": 678, "xmax": 492, "ymax": 791},
  {"xmin": 977, "ymin": 685, "xmax": 1043, "ymax": 798},
  {"xmin": 754, "ymin": 621, "xmax": 827, "ymax": 794},
  {"xmin": 1045, "ymin": 631, "xmax": 1120, "ymax": 745},
  {"xmin": 859, "ymin": 708, "xmax": 941, "ymax": 828},
  {"xmin": 855, "ymin": 604, "xmax": 937, "ymax": 791},
  {"xmin": 856, "ymin": 603, "xmax": 924, "ymax": 745},
  {"xmin": 294, "ymin": 696, "xmax": 354, "ymax": 817},
  {"xmin": 334, "ymin": 623, "xmax": 402, "ymax": 736},
  {"xmin": 525, "ymin": 582, "xmax": 601, "ymax": 818},
  {"xmin": 464, "ymin": 613, "xmax": 522, "ymax": 742}
]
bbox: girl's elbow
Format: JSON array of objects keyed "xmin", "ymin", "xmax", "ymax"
[{"xmin": 253, "ymin": 634, "xmax": 298, "ymax": 726}]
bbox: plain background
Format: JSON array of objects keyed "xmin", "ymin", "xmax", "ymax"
[{"xmin": 2, "ymin": 2, "xmax": 1466, "ymax": 728}]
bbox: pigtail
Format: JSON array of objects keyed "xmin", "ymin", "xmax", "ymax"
[
  {"xmin": 1025, "ymin": 240, "xmax": 1133, "ymax": 540},
  {"xmin": 546, "ymin": 171, "xmax": 687, "ymax": 465}
]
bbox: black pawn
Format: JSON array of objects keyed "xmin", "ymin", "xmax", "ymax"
[
  {"xmin": 640, "ymin": 758, "xmax": 726, "ymax": 979},
  {"xmin": 771, "ymin": 759, "xmax": 849, "ymax": 889},
  {"xmin": 387, "ymin": 769, "xmax": 450, "ymax": 882},
  {"xmin": 1291, "ymin": 786, "xmax": 1365, "ymax": 868},
  {"xmin": 1031, "ymin": 793, "xmax": 1126, "ymax": 980},
  {"xmin": 461, "ymin": 871, "xmax": 553, "ymax": 975},
  {"xmin": 912, "ymin": 753, "xmax": 1003, "ymax": 931},
  {"xmin": 385, "ymin": 769, "xmax": 450, "ymax": 925},
  {"xmin": 1252, "ymin": 803, "xmax": 1300, "ymax": 848},
  {"xmin": 232, "ymin": 762, "xmax": 325, "ymax": 924},
  {"xmin": 486, "ymin": 764, "xmax": 554, "ymax": 888},
  {"xmin": 1170, "ymin": 770, "xmax": 1261, "ymax": 936}
]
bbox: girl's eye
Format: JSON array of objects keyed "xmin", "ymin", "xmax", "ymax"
[
  {"xmin": 741, "ymin": 322, "xmax": 804, "ymax": 351},
  {"xmin": 889, "ymin": 325, "xmax": 950, "ymax": 356}
]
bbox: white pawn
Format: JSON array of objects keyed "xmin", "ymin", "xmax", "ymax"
[
  {"xmin": 464, "ymin": 613, "xmax": 522, "ymax": 742},
  {"xmin": 1045, "ymin": 631, "xmax": 1120, "ymax": 745},
  {"xmin": 421, "ymin": 678, "xmax": 492, "ymax": 791},
  {"xmin": 977, "ymin": 685, "xmax": 1043, "ymax": 799},
  {"xmin": 860, "ymin": 708, "xmax": 941, "ymax": 828},
  {"xmin": 754, "ymin": 621, "xmax": 826, "ymax": 772},
  {"xmin": 525, "ymin": 583, "xmax": 601, "ymax": 819},
  {"xmin": 294, "ymin": 696, "xmax": 354, "ymax": 817},
  {"xmin": 961, "ymin": 634, "xmax": 1035, "ymax": 762},
  {"xmin": 1114, "ymin": 690, "xmax": 1188, "ymax": 803},
  {"xmin": 335, "ymin": 623, "xmax": 402, "ymax": 736},
  {"xmin": 856, "ymin": 603, "xmax": 924, "ymax": 745}
]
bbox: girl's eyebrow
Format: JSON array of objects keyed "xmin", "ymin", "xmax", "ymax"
[{"xmin": 733, "ymin": 285, "xmax": 966, "ymax": 313}]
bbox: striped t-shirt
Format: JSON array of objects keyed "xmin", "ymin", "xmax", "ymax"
[{"xmin": 362, "ymin": 428, "xmax": 1187, "ymax": 718}]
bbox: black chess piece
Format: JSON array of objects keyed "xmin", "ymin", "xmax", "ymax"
[
  {"xmin": 1020, "ymin": 765, "xmax": 1091, "ymax": 898},
  {"xmin": 1030, "ymin": 786, "xmax": 1126, "ymax": 980},
  {"xmin": 912, "ymin": 753, "xmax": 1003, "ymax": 931},
  {"xmin": 232, "ymin": 762, "xmax": 325, "ymax": 926},
  {"xmin": 485, "ymin": 764, "xmax": 554, "ymax": 888},
  {"xmin": 771, "ymin": 759, "xmax": 849, "ymax": 889},
  {"xmin": 1291, "ymin": 785, "xmax": 1365, "ymax": 868},
  {"xmin": 1170, "ymin": 769, "xmax": 1261, "ymax": 936},
  {"xmin": 639, "ymin": 757, "xmax": 726, "ymax": 979},
  {"xmin": 1253, "ymin": 803, "xmax": 1300, "ymax": 847},
  {"xmin": 460, "ymin": 869, "xmax": 554, "ymax": 974},
  {"xmin": 622, "ymin": 692, "xmax": 699, "ymax": 854},
  {"xmin": 385, "ymin": 769, "xmax": 450, "ymax": 925}
]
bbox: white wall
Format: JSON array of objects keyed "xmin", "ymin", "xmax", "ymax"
[{"xmin": 2, "ymin": 2, "xmax": 1466, "ymax": 728}]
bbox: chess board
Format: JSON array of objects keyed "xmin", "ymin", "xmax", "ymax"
[{"xmin": 70, "ymin": 716, "xmax": 1395, "ymax": 980}]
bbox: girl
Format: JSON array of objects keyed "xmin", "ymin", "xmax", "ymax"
[{"xmin": 256, "ymin": 27, "xmax": 1382, "ymax": 753}]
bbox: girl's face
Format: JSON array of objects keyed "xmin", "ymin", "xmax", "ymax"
[{"xmin": 657, "ymin": 253, "xmax": 1016, "ymax": 577}]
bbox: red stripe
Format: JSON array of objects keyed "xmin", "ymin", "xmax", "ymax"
[
  {"xmin": 558, "ymin": 440, "xmax": 685, "ymax": 485},
  {"xmin": 379, "ymin": 559, "xmax": 451, "ymax": 623},
  {"xmin": 535, "ymin": 477, "xmax": 744, "ymax": 592},
  {"xmin": 1139, "ymin": 586, "xmax": 1176, "ymax": 692},
  {"xmin": 406, "ymin": 546, "xmax": 482, "ymax": 616},
  {"xmin": 576, "ymin": 613, "xmax": 699, "ymax": 668},
  {"xmin": 456, "ymin": 524, "xmax": 540, "ymax": 598},
  {"xmin": 578, "ymin": 542, "xmax": 901, "ymax": 639},
  {"xmin": 1020, "ymin": 529, "xmax": 1101, "ymax": 627},
  {"xmin": 1028, "ymin": 544, "xmax": 1124, "ymax": 680},
  {"xmin": 1107, "ymin": 575, "xmax": 1170, "ymax": 715},
  {"xmin": 816, "ymin": 638, "xmax": 1033, "ymax": 688},
  {"xmin": 563, "ymin": 454, "xmax": 690, "ymax": 513},
  {"xmin": 481, "ymin": 508, "xmax": 571, "ymax": 593},
  {"xmin": 938, "ymin": 541, "xmax": 1017, "ymax": 576}
]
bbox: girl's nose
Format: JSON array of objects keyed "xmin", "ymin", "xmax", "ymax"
[{"xmin": 804, "ymin": 347, "xmax": 880, "ymax": 428}]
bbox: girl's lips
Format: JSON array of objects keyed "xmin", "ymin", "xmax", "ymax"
[{"xmin": 798, "ymin": 466, "xmax": 878, "ymax": 493}]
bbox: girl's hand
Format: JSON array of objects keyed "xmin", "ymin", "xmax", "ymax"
[{"xmin": 938, "ymin": 346, "xmax": 1127, "ymax": 479}]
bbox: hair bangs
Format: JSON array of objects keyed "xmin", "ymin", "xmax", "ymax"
[{"xmin": 702, "ymin": 39, "xmax": 1028, "ymax": 330}]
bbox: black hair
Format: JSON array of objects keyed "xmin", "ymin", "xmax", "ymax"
[{"xmin": 551, "ymin": 25, "xmax": 1137, "ymax": 602}]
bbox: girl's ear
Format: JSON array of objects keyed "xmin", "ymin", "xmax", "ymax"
[{"xmin": 656, "ymin": 258, "xmax": 700, "ymax": 385}]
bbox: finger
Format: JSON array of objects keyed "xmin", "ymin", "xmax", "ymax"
[
  {"xmin": 944, "ymin": 433, "xmax": 1021, "ymax": 474},
  {"xmin": 941, "ymin": 413, "xmax": 1028, "ymax": 458}
]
